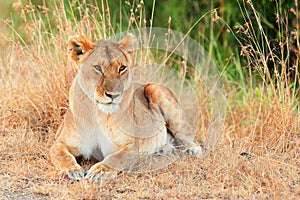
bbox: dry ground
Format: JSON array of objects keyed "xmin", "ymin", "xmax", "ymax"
[{"xmin": 0, "ymin": 109, "xmax": 299, "ymax": 199}]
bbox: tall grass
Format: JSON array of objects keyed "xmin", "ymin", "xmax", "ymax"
[
  {"xmin": 0, "ymin": 0, "xmax": 299, "ymax": 198},
  {"xmin": 236, "ymin": 0, "xmax": 299, "ymax": 149}
]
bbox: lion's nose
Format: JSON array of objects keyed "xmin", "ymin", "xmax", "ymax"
[{"xmin": 105, "ymin": 92, "xmax": 120, "ymax": 100}]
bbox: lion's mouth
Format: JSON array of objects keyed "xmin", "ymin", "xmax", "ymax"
[
  {"xmin": 96, "ymin": 100, "xmax": 120, "ymax": 114},
  {"xmin": 96, "ymin": 100, "xmax": 117, "ymax": 105},
  {"xmin": 102, "ymin": 102, "xmax": 115, "ymax": 105}
]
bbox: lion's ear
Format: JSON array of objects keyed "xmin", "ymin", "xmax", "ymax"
[
  {"xmin": 68, "ymin": 35, "xmax": 95, "ymax": 64},
  {"xmin": 118, "ymin": 33, "xmax": 137, "ymax": 55}
]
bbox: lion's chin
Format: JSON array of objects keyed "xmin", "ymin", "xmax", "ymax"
[{"xmin": 97, "ymin": 103, "xmax": 120, "ymax": 114}]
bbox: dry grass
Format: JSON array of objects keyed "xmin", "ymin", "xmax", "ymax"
[
  {"xmin": 0, "ymin": 117, "xmax": 299, "ymax": 199},
  {"xmin": 0, "ymin": 0, "xmax": 299, "ymax": 199}
]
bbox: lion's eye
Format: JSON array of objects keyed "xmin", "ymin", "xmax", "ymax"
[
  {"xmin": 119, "ymin": 65, "xmax": 127, "ymax": 74},
  {"xmin": 93, "ymin": 65, "xmax": 103, "ymax": 74}
]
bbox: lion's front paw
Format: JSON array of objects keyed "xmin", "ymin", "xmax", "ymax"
[
  {"xmin": 61, "ymin": 164, "xmax": 85, "ymax": 180},
  {"xmin": 85, "ymin": 162, "xmax": 117, "ymax": 182}
]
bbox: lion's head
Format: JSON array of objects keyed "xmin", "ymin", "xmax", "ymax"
[{"xmin": 68, "ymin": 34, "xmax": 137, "ymax": 113}]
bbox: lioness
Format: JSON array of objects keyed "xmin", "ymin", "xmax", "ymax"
[{"xmin": 50, "ymin": 34, "xmax": 202, "ymax": 182}]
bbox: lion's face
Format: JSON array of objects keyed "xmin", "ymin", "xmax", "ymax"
[{"xmin": 68, "ymin": 35, "xmax": 137, "ymax": 113}]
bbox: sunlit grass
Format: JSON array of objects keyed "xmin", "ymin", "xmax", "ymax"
[{"xmin": 0, "ymin": 0, "xmax": 299, "ymax": 198}]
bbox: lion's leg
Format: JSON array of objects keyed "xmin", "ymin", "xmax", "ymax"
[
  {"xmin": 145, "ymin": 84, "xmax": 203, "ymax": 157},
  {"xmin": 50, "ymin": 110, "xmax": 85, "ymax": 180},
  {"xmin": 50, "ymin": 142, "xmax": 84, "ymax": 180},
  {"xmin": 145, "ymin": 84, "xmax": 191, "ymax": 144},
  {"xmin": 86, "ymin": 150, "xmax": 138, "ymax": 182}
]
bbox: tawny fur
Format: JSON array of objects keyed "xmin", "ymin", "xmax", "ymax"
[{"xmin": 50, "ymin": 34, "xmax": 201, "ymax": 181}]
